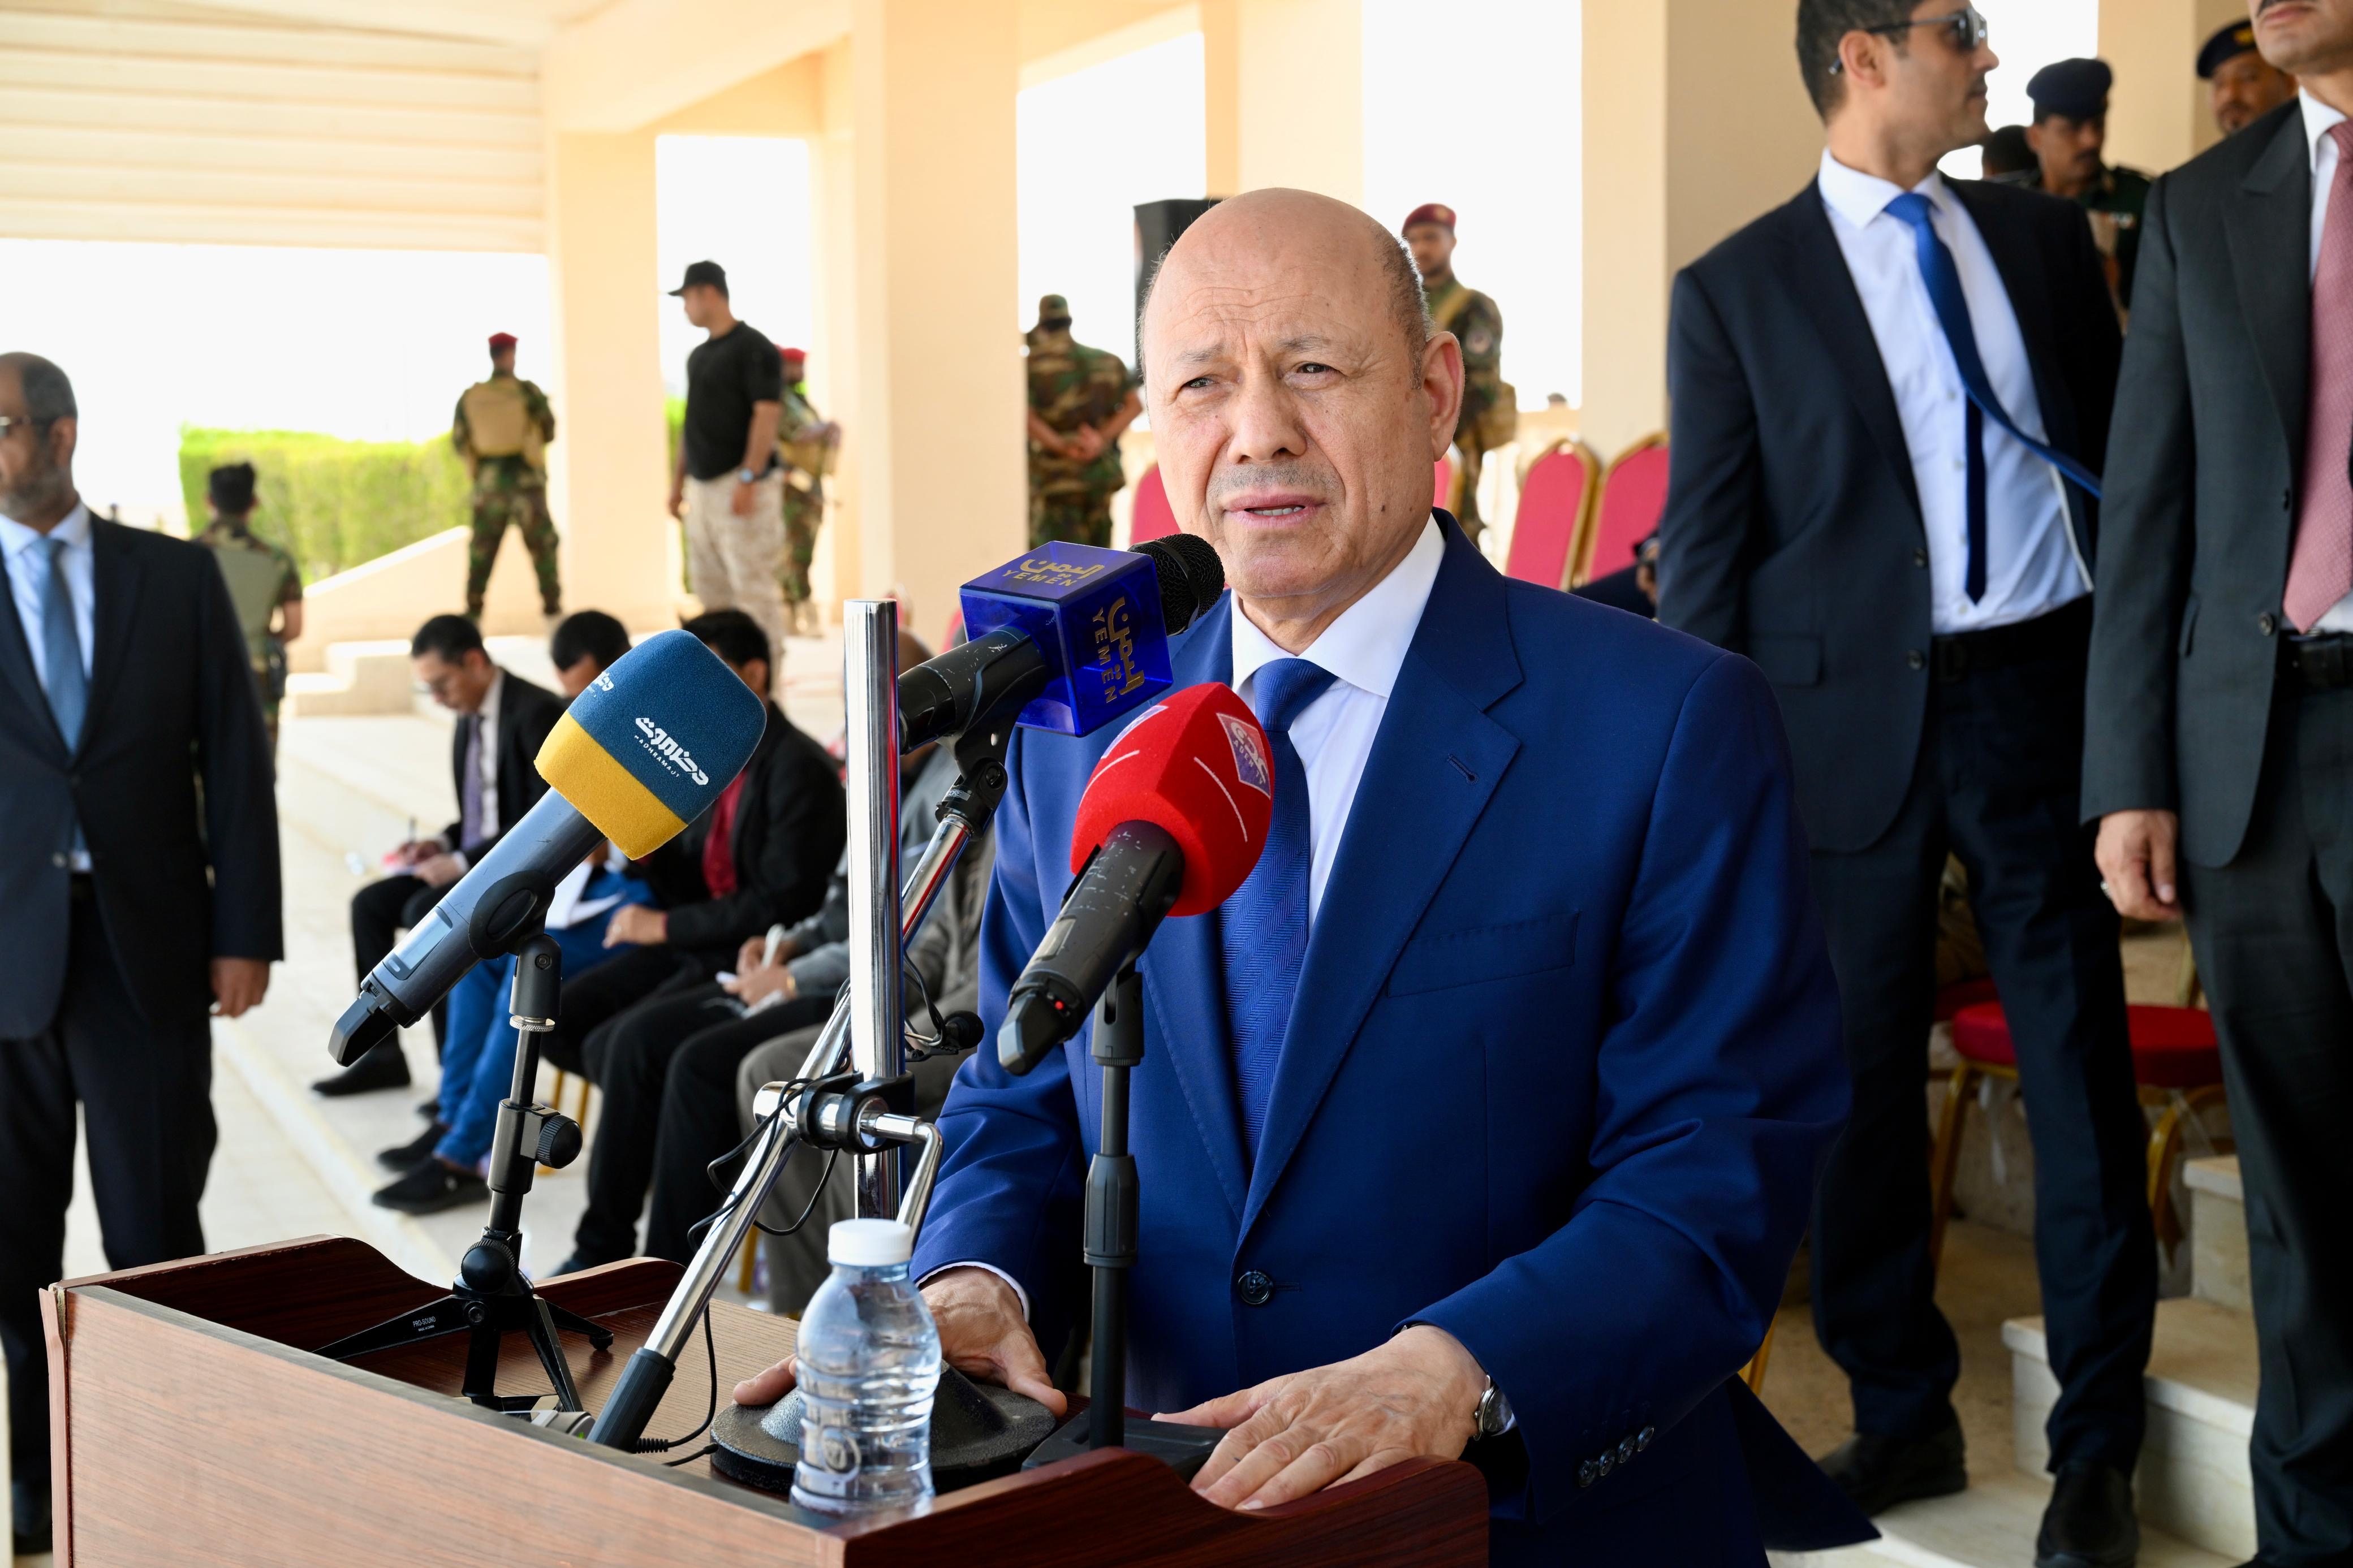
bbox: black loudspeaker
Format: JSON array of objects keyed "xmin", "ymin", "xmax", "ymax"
[{"xmin": 1133, "ymin": 198, "xmax": 1222, "ymax": 375}]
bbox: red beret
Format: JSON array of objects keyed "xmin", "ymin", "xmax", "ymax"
[
  {"xmin": 1402, "ymin": 203, "xmax": 1456, "ymax": 234},
  {"xmin": 488, "ymin": 332, "xmax": 518, "ymax": 351},
  {"xmin": 778, "ymin": 345, "xmax": 807, "ymax": 362}
]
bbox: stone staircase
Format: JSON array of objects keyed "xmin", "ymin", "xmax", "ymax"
[{"xmin": 1775, "ymin": 1154, "xmax": 2258, "ymax": 1567}]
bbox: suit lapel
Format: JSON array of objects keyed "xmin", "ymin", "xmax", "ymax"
[
  {"xmin": 1139, "ymin": 597, "xmax": 1252, "ymax": 1219},
  {"xmin": 1242, "ymin": 522, "xmax": 1523, "ymax": 1233},
  {"xmin": 78, "ymin": 520, "xmax": 140, "ymax": 759},
  {"xmin": 2228, "ymin": 110, "xmax": 2314, "ymax": 480},
  {"xmin": 1782, "ymin": 187, "xmax": 1924, "ymax": 522},
  {"xmin": 0, "ymin": 554, "xmax": 66, "ymax": 759}
]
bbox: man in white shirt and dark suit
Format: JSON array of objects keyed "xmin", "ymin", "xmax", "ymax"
[
  {"xmin": 1657, "ymin": 6, "xmax": 2153, "ymax": 1564},
  {"xmin": 2087, "ymin": 2, "xmax": 2353, "ymax": 1558},
  {"xmin": 0, "ymin": 352, "xmax": 281, "ymax": 1558}
]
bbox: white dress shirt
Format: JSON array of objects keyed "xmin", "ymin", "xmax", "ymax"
[
  {"xmin": 1, "ymin": 502, "xmax": 97, "ymax": 869},
  {"xmin": 453, "ymin": 669, "xmax": 506, "ymax": 861},
  {"xmin": 1229, "ymin": 514, "xmax": 1445, "ymax": 923},
  {"xmin": 2300, "ymin": 90, "xmax": 2353, "ymax": 634},
  {"xmin": 1817, "ymin": 152, "xmax": 2090, "ymax": 635},
  {"xmin": 933, "ymin": 516, "xmax": 1449, "ymax": 1315}
]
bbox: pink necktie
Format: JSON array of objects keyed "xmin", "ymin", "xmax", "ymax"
[{"xmin": 2287, "ymin": 121, "xmax": 2353, "ymax": 632}]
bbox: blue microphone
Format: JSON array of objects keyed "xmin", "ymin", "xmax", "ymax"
[{"xmin": 897, "ymin": 534, "xmax": 1223, "ymax": 747}]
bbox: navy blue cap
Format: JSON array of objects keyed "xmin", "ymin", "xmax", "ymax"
[
  {"xmin": 2027, "ymin": 57, "xmax": 2113, "ymax": 120},
  {"xmin": 2197, "ymin": 21, "xmax": 2260, "ymax": 80}
]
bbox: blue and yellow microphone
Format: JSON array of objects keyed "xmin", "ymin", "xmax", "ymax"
[{"xmin": 329, "ymin": 630, "xmax": 768, "ymax": 1065}]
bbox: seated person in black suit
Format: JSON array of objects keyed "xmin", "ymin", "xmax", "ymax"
[
  {"xmin": 317, "ymin": 613, "xmax": 564, "ymax": 1096},
  {"xmin": 546, "ymin": 609, "xmax": 844, "ymax": 1269},
  {"xmin": 1571, "ymin": 532, "xmax": 1660, "ymax": 618}
]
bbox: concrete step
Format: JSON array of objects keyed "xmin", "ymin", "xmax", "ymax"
[
  {"xmin": 1769, "ymin": 1471, "xmax": 2234, "ymax": 1568},
  {"xmin": 2186, "ymin": 1157, "xmax": 2247, "ymax": 1314},
  {"xmin": 283, "ymin": 638, "xmax": 414, "ymax": 717},
  {"xmin": 2006, "ymin": 1298, "xmax": 2258, "ymax": 1561}
]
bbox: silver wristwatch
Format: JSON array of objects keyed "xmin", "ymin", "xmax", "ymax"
[
  {"xmin": 1474, "ymin": 1375, "xmax": 1513, "ymax": 1440},
  {"xmin": 736, "ymin": 466, "xmax": 760, "ymax": 485}
]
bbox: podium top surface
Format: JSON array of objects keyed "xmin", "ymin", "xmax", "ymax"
[{"xmin": 44, "ymin": 1236, "xmax": 1488, "ymax": 1568}]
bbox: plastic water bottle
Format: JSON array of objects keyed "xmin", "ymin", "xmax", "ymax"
[{"xmin": 790, "ymin": 1219, "xmax": 942, "ymax": 1515}]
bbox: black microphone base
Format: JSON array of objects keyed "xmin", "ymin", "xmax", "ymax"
[
  {"xmin": 1020, "ymin": 1411, "xmax": 1222, "ymax": 1479},
  {"xmin": 713, "ymin": 1366, "xmax": 1057, "ymax": 1494}
]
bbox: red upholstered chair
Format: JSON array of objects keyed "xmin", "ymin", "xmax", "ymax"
[
  {"xmin": 1927, "ymin": 994, "xmax": 2227, "ymax": 1268},
  {"xmin": 1434, "ymin": 454, "xmax": 1455, "ymax": 513},
  {"xmin": 1128, "ymin": 464, "xmax": 1178, "ymax": 545},
  {"xmin": 1505, "ymin": 439, "xmax": 1600, "ymax": 591},
  {"xmin": 1575, "ymin": 434, "xmax": 1670, "ymax": 587}
]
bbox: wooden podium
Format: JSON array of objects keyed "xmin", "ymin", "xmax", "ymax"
[{"xmin": 41, "ymin": 1237, "xmax": 1488, "ymax": 1566}]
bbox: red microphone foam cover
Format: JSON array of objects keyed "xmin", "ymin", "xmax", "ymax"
[{"xmin": 1070, "ymin": 682, "xmax": 1274, "ymax": 918}]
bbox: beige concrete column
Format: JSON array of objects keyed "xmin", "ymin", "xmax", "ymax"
[
  {"xmin": 850, "ymin": 0, "xmax": 1025, "ymax": 641},
  {"xmin": 1580, "ymin": 2, "xmax": 1821, "ymax": 457},
  {"xmin": 1202, "ymin": 0, "xmax": 1242, "ymax": 195},
  {"xmin": 1233, "ymin": 0, "xmax": 1361, "ymax": 201},
  {"xmin": 545, "ymin": 128, "xmax": 675, "ymax": 629},
  {"xmin": 2101, "ymin": 0, "xmax": 2249, "ymax": 174}
]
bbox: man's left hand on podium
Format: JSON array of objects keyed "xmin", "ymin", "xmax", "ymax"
[{"xmin": 1156, "ymin": 1324, "xmax": 1486, "ymax": 1511}]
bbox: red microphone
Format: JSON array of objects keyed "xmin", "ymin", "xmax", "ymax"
[{"xmin": 1000, "ymin": 684, "xmax": 1274, "ymax": 1074}]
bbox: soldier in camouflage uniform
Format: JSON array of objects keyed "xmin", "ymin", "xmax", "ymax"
[
  {"xmin": 774, "ymin": 345, "xmax": 839, "ymax": 630},
  {"xmin": 2022, "ymin": 59, "xmax": 2153, "ymax": 313},
  {"xmin": 195, "ymin": 461, "xmax": 303, "ymax": 751},
  {"xmin": 1403, "ymin": 204, "xmax": 1512, "ymax": 545},
  {"xmin": 453, "ymin": 332, "xmax": 561, "ymax": 620},
  {"xmin": 1025, "ymin": 294, "xmax": 1141, "ymax": 550}
]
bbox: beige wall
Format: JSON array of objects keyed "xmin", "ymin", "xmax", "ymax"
[
  {"xmin": 1580, "ymin": 0, "xmax": 1821, "ymax": 457},
  {"xmin": 2101, "ymin": 0, "xmax": 2252, "ymax": 175},
  {"xmin": 850, "ymin": 0, "xmax": 1028, "ymax": 642},
  {"xmin": 545, "ymin": 129, "xmax": 675, "ymax": 630},
  {"xmin": 1234, "ymin": 0, "xmax": 1362, "ymax": 201}
]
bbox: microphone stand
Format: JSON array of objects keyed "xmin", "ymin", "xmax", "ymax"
[
  {"xmin": 318, "ymin": 931, "xmax": 612, "ymax": 1409},
  {"xmin": 590, "ymin": 614, "xmax": 1023, "ymax": 1453}
]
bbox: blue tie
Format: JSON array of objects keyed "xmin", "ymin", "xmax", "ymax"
[
  {"xmin": 1885, "ymin": 191, "xmax": 2102, "ymax": 603},
  {"xmin": 1218, "ymin": 657, "xmax": 1337, "ymax": 1156},
  {"xmin": 40, "ymin": 536, "xmax": 86, "ymax": 750}
]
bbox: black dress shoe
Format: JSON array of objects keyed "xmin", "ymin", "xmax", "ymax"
[
  {"xmin": 548, "ymin": 1251, "xmax": 620, "ymax": 1278},
  {"xmin": 1816, "ymin": 1412, "xmax": 1967, "ymax": 1517},
  {"xmin": 2036, "ymin": 1462, "xmax": 2139, "ymax": 1568},
  {"xmin": 416, "ymin": 1096, "xmax": 441, "ymax": 1120},
  {"xmin": 313, "ymin": 1039, "xmax": 411, "ymax": 1096},
  {"xmin": 377, "ymin": 1122, "xmax": 449, "ymax": 1172},
  {"xmin": 372, "ymin": 1160, "xmax": 488, "ymax": 1215},
  {"xmin": 13, "ymin": 1477, "xmax": 51, "ymax": 1556}
]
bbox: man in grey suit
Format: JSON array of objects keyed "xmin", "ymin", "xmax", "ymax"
[{"xmin": 2085, "ymin": 3, "xmax": 2353, "ymax": 1561}]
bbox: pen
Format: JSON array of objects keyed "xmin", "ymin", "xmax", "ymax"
[{"xmin": 761, "ymin": 922, "xmax": 788, "ymax": 967}]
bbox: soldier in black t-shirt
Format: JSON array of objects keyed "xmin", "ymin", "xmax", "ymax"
[{"xmin": 666, "ymin": 260, "xmax": 788, "ymax": 689}]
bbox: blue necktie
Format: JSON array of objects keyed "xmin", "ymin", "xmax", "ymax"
[
  {"xmin": 40, "ymin": 536, "xmax": 86, "ymax": 750},
  {"xmin": 1885, "ymin": 191, "xmax": 2102, "ymax": 603},
  {"xmin": 1217, "ymin": 657, "xmax": 1336, "ymax": 1155}
]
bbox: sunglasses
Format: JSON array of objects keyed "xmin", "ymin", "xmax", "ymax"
[{"xmin": 1829, "ymin": 6, "xmax": 1990, "ymax": 73}]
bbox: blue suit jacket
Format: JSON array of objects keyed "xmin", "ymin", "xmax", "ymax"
[{"xmin": 913, "ymin": 519, "xmax": 1868, "ymax": 1563}]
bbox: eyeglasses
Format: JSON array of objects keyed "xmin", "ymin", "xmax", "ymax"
[
  {"xmin": 1829, "ymin": 6, "xmax": 1990, "ymax": 73},
  {"xmin": 0, "ymin": 414, "xmax": 58, "ymax": 439}
]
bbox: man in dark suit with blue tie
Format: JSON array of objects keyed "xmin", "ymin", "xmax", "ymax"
[
  {"xmin": 1657, "ymin": 6, "xmax": 2154, "ymax": 1564},
  {"xmin": 738, "ymin": 189, "xmax": 1864, "ymax": 1562},
  {"xmin": 0, "ymin": 352, "xmax": 281, "ymax": 1557}
]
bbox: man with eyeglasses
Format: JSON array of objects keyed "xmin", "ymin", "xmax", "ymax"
[
  {"xmin": 318, "ymin": 612, "xmax": 563, "ymax": 1097},
  {"xmin": 0, "ymin": 352, "xmax": 281, "ymax": 1558},
  {"xmin": 1658, "ymin": 5, "xmax": 2153, "ymax": 1564}
]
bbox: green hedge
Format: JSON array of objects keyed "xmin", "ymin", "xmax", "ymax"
[{"xmin": 178, "ymin": 427, "xmax": 472, "ymax": 584}]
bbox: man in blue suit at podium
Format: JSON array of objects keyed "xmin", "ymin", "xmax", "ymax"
[{"xmin": 740, "ymin": 189, "xmax": 1863, "ymax": 1562}]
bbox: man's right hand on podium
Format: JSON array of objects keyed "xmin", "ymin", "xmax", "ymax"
[{"xmin": 731, "ymin": 1266, "xmax": 1068, "ymax": 1418}]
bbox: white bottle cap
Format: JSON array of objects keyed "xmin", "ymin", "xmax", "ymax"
[{"xmin": 828, "ymin": 1217, "xmax": 914, "ymax": 1267}]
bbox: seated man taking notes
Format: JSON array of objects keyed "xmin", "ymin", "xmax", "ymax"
[{"xmin": 736, "ymin": 188, "xmax": 1860, "ymax": 1563}]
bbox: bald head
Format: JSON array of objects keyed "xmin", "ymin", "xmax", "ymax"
[
  {"xmin": 0, "ymin": 351, "xmax": 80, "ymax": 528},
  {"xmin": 1141, "ymin": 191, "xmax": 1431, "ymax": 386},
  {"xmin": 1139, "ymin": 189, "xmax": 1464, "ymax": 654}
]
